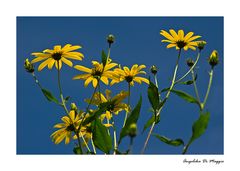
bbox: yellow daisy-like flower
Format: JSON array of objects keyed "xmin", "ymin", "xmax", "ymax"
[
  {"xmin": 73, "ymin": 60, "xmax": 118, "ymax": 88},
  {"xmin": 111, "ymin": 64, "xmax": 149, "ymax": 86},
  {"xmin": 85, "ymin": 89, "xmax": 129, "ymax": 121},
  {"xmin": 50, "ymin": 110, "xmax": 81, "ymax": 144},
  {"xmin": 160, "ymin": 29, "xmax": 202, "ymax": 51},
  {"xmin": 31, "ymin": 44, "xmax": 84, "ymax": 71}
]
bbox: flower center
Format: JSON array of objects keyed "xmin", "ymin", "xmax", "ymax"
[
  {"xmin": 107, "ymin": 102, "xmax": 115, "ymax": 111},
  {"xmin": 66, "ymin": 124, "xmax": 75, "ymax": 131},
  {"xmin": 52, "ymin": 52, "xmax": 62, "ymax": 61},
  {"xmin": 176, "ymin": 41, "xmax": 187, "ymax": 49},
  {"xmin": 125, "ymin": 76, "xmax": 133, "ymax": 83},
  {"xmin": 92, "ymin": 68, "xmax": 102, "ymax": 78}
]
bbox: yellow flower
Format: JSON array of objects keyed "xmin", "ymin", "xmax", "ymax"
[
  {"xmin": 111, "ymin": 64, "xmax": 149, "ymax": 86},
  {"xmin": 50, "ymin": 110, "xmax": 81, "ymax": 144},
  {"xmin": 85, "ymin": 89, "xmax": 129, "ymax": 121},
  {"xmin": 31, "ymin": 44, "xmax": 84, "ymax": 71},
  {"xmin": 160, "ymin": 29, "xmax": 201, "ymax": 51},
  {"xmin": 73, "ymin": 60, "xmax": 118, "ymax": 88}
]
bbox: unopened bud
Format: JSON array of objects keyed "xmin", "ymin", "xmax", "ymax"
[
  {"xmin": 107, "ymin": 34, "xmax": 115, "ymax": 45},
  {"xmin": 208, "ymin": 50, "xmax": 219, "ymax": 67},
  {"xmin": 186, "ymin": 58, "xmax": 195, "ymax": 67},
  {"xmin": 128, "ymin": 123, "xmax": 137, "ymax": 138},
  {"xmin": 197, "ymin": 41, "xmax": 207, "ymax": 50},
  {"xmin": 70, "ymin": 103, "xmax": 78, "ymax": 112},
  {"xmin": 24, "ymin": 58, "xmax": 34, "ymax": 73},
  {"xmin": 150, "ymin": 65, "xmax": 158, "ymax": 75}
]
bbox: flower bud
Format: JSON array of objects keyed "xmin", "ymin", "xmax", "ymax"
[
  {"xmin": 150, "ymin": 65, "xmax": 158, "ymax": 75},
  {"xmin": 186, "ymin": 58, "xmax": 195, "ymax": 67},
  {"xmin": 197, "ymin": 41, "xmax": 207, "ymax": 50},
  {"xmin": 208, "ymin": 50, "xmax": 219, "ymax": 67},
  {"xmin": 128, "ymin": 123, "xmax": 137, "ymax": 138},
  {"xmin": 24, "ymin": 58, "xmax": 34, "ymax": 73},
  {"xmin": 107, "ymin": 34, "xmax": 115, "ymax": 45},
  {"xmin": 70, "ymin": 103, "xmax": 78, "ymax": 112}
]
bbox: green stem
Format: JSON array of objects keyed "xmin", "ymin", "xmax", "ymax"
[
  {"xmin": 91, "ymin": 135, "xmax": 97, "ymax": 154},
  {"xmin": 111, "ymin": 117, "xmax": 118, "ymax": 154},
  {"xmin": 79, "ymin": 132, "xmax": 91, "ymax": 153},
  {"xmin": 141, "ymin": 49, "xmax": 182, "ymax": 154},
  {"xmin": 154, "ymin": 74, "xmax": 158, "ymax": 88},
  {"xmin": 174, "ymin": 50, "xmax": 201, "ymax": 84},
  {"xmin": 191, "ymin": 70, "xmax": 200, "ymax": 102},
  {"xmin": 123, "ymin": 83, "xmax": 131, "ymax": 127},
  {"xmin": 56, "ymin": 61, "xmax": 82, "ymax": 151},
  {"xmin": 202, "ymin": 69, "xmax": 214, "ymax": 108},
  {"xmin": 31, "ymin": 72, "xmax": 43, "ymax": 89},
  {"xmin": 57, "ymin": 61, "xmax": 69, "ymax": 115},
  {"xmin": 77, "ymin": 80, "xmax": 99, "ymax": 133}
]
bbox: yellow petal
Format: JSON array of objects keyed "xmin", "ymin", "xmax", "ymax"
[
  {"xmin": 61, "ymin": 57, "xmax": 73, "ymax": 67},
  {"xmin": 184, "ymin": 32, "xmax": 194, "ymax": 41},
  {"xmin": 61, "ymin": 116, "xmax": 70, "ymax": 124},
  {"xmin": 104, "ymin": 123, "xmax": 113, "ymax": 128},
  {"xmin": 61, "ymin": 44, "xmax": 72, "ymax": 51},
  {"xmin": 123, "ymin": 66, "xmax": 130, "ymax": 74},
  {"xmin": 178, "ymin": 30, "xmax": 184, "ymax": 40},
  {"xmin": 72, "ymin": 74, "xmax": 91, "ymax": 80},
  {"xmin": 63, "ymin": 45, "xmax": 81, "ymax": 52},
  {"xmin": 31, "ymin": 57, "xmax": 47, "ymax": 64},
  {"xmin": 187, "ymin": 35, "xmax": 201, "ymax": 42},
  {"xmin": 105, "ymin": 89, "xmax": 112, "ymax": 100},
  {"xmin": 68, "ymin": 110, "xmax": 75, "ymax": 122},
  {"xmin": 160, "ymin": 30, "xmax": 175, "ymax": 41},
  {"xmin": 38, "ymin": 58, "xmax": 52, "ymax": 71},
  {"xmin": 188, "ymin": 45, "xmax": 197, "ymax": 50},
  {"xmin": 54, "ymin": 123, "xmax": 66, "ymax": 128},
  {"xmin": 183, "ymin": 46, "xmax": 189, "ymax": 51},
  {"xmin": 74, "ymin": 65, "xmax": 92, "ymax": 73},
  {"xmin": 48, "ymin": 59, "xmax": 55, "ymax": 69},
  {"xmin": 169, "ymin": 29, "xmax": 179, "ymax": 40},
  {"xmin": 101, "ymin": 76, "xmax": 109, "ymax": 85},
  {"xmin": 84, "ymin": 77, "xmax": 93, "ymax": 87},
  {"xmin": 62, "ymin": 53, "xmax": 82, "ymax": 60},
  {"xmin": 104, "ymin": 63, "xmax": 118, "ymax": 71},
  {"xmin": 54, "ymin": 45, "xmax": 61, "ymax": 51},
  {"xmin": 106, "ymin": 111, "xmax": 112, "ymax": 120},
  {"xmin": 92, "ymin": 78, "xmax": 98, "ymax": 88},
  {"xmin": 134, "ymin": 77, "xmax": 149, "ymax": 84},
  {"xmin": 31, "ymin": 53, "xmax": 51, "ymax": 58},
  {"xmin": 55, "ymin": 60, "xmax": 62, "ymax": 70},
  {"xmin": 166, "ymin": 43, "xmax": 177, "ymax": 49},
  {"xmin": 65, "ymin": 132, "xmax": 71, "ymax": 144}
]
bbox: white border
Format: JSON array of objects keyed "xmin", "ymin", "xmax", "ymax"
[{"xmin": 1, "ymin": 0, "xmax": 240, "ymax": 170}]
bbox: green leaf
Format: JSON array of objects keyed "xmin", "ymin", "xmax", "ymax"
[
  {"xmin": 73, "ymin": 146, "xmax": 82, "ymax": 154},
  {"xmin": 142, "ymin": 99, "xmax": 166, "ymax": 133},
  {"xmin": 179, "ymin": 80, "xmax": 194, "ymax": 85},
  {"xmin": 118, "ymin": 96, "xmax": 142, "ymax": 144},
  {"xmin": 92, "ymin": 119, "xmax": 112, "ymax": 154},
  {"xmin": 152, "ymin": 133, "xmax": 184, "ymax": 146},
  {"xmin": 183, "ymin": 112, "xmax": 210, "ymax": 154},
  {"xmin": 82, "ymin": 104, "xmax": 108, "ymax": 126},
  {"xmin": 142, "ymin": 114, "xmax": 160, "ymax": 133},
  {"xmin": 148, "ymin": 80, "xmax": 160, "ymax": 112},
  {"xmin": 179, "ymin": 74, "xmax": 197, "ymax": 85},
  {"xmin": 101, "ymin": 50, "xmax": 107, "ymax": 66},
  {"xmin": 41, "ymin": 88, "xmax": 59, "ymax": 104},
  {"xmin": 64, "ymin": 96, "xmax": 70, "ymax": 103},
  {"xmin": 189, "ymin": 112, "xmax": 210, "ymax": 145},
  {"xmin": 171, "ymin": 89, "xmax": 199, "ymax": 104}
]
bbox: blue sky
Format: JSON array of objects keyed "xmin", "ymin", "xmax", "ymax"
[{"xmin": 17, "ymin": 17, "xmax": 223, "ymax": 154}]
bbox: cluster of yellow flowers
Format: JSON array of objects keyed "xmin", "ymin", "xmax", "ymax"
[{"xmin": 25, "ymin": 29, "xmax": 218, "ymax": 153}]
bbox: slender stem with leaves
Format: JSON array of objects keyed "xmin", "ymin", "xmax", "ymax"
[{"xmin": 142, "ymin": 48, "xmax": 182, "ymax": 154}]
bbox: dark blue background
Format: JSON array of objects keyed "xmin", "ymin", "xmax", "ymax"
[{"xmin": 17, "ymin": 17, "xmax": 223, "ymax": 154}]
